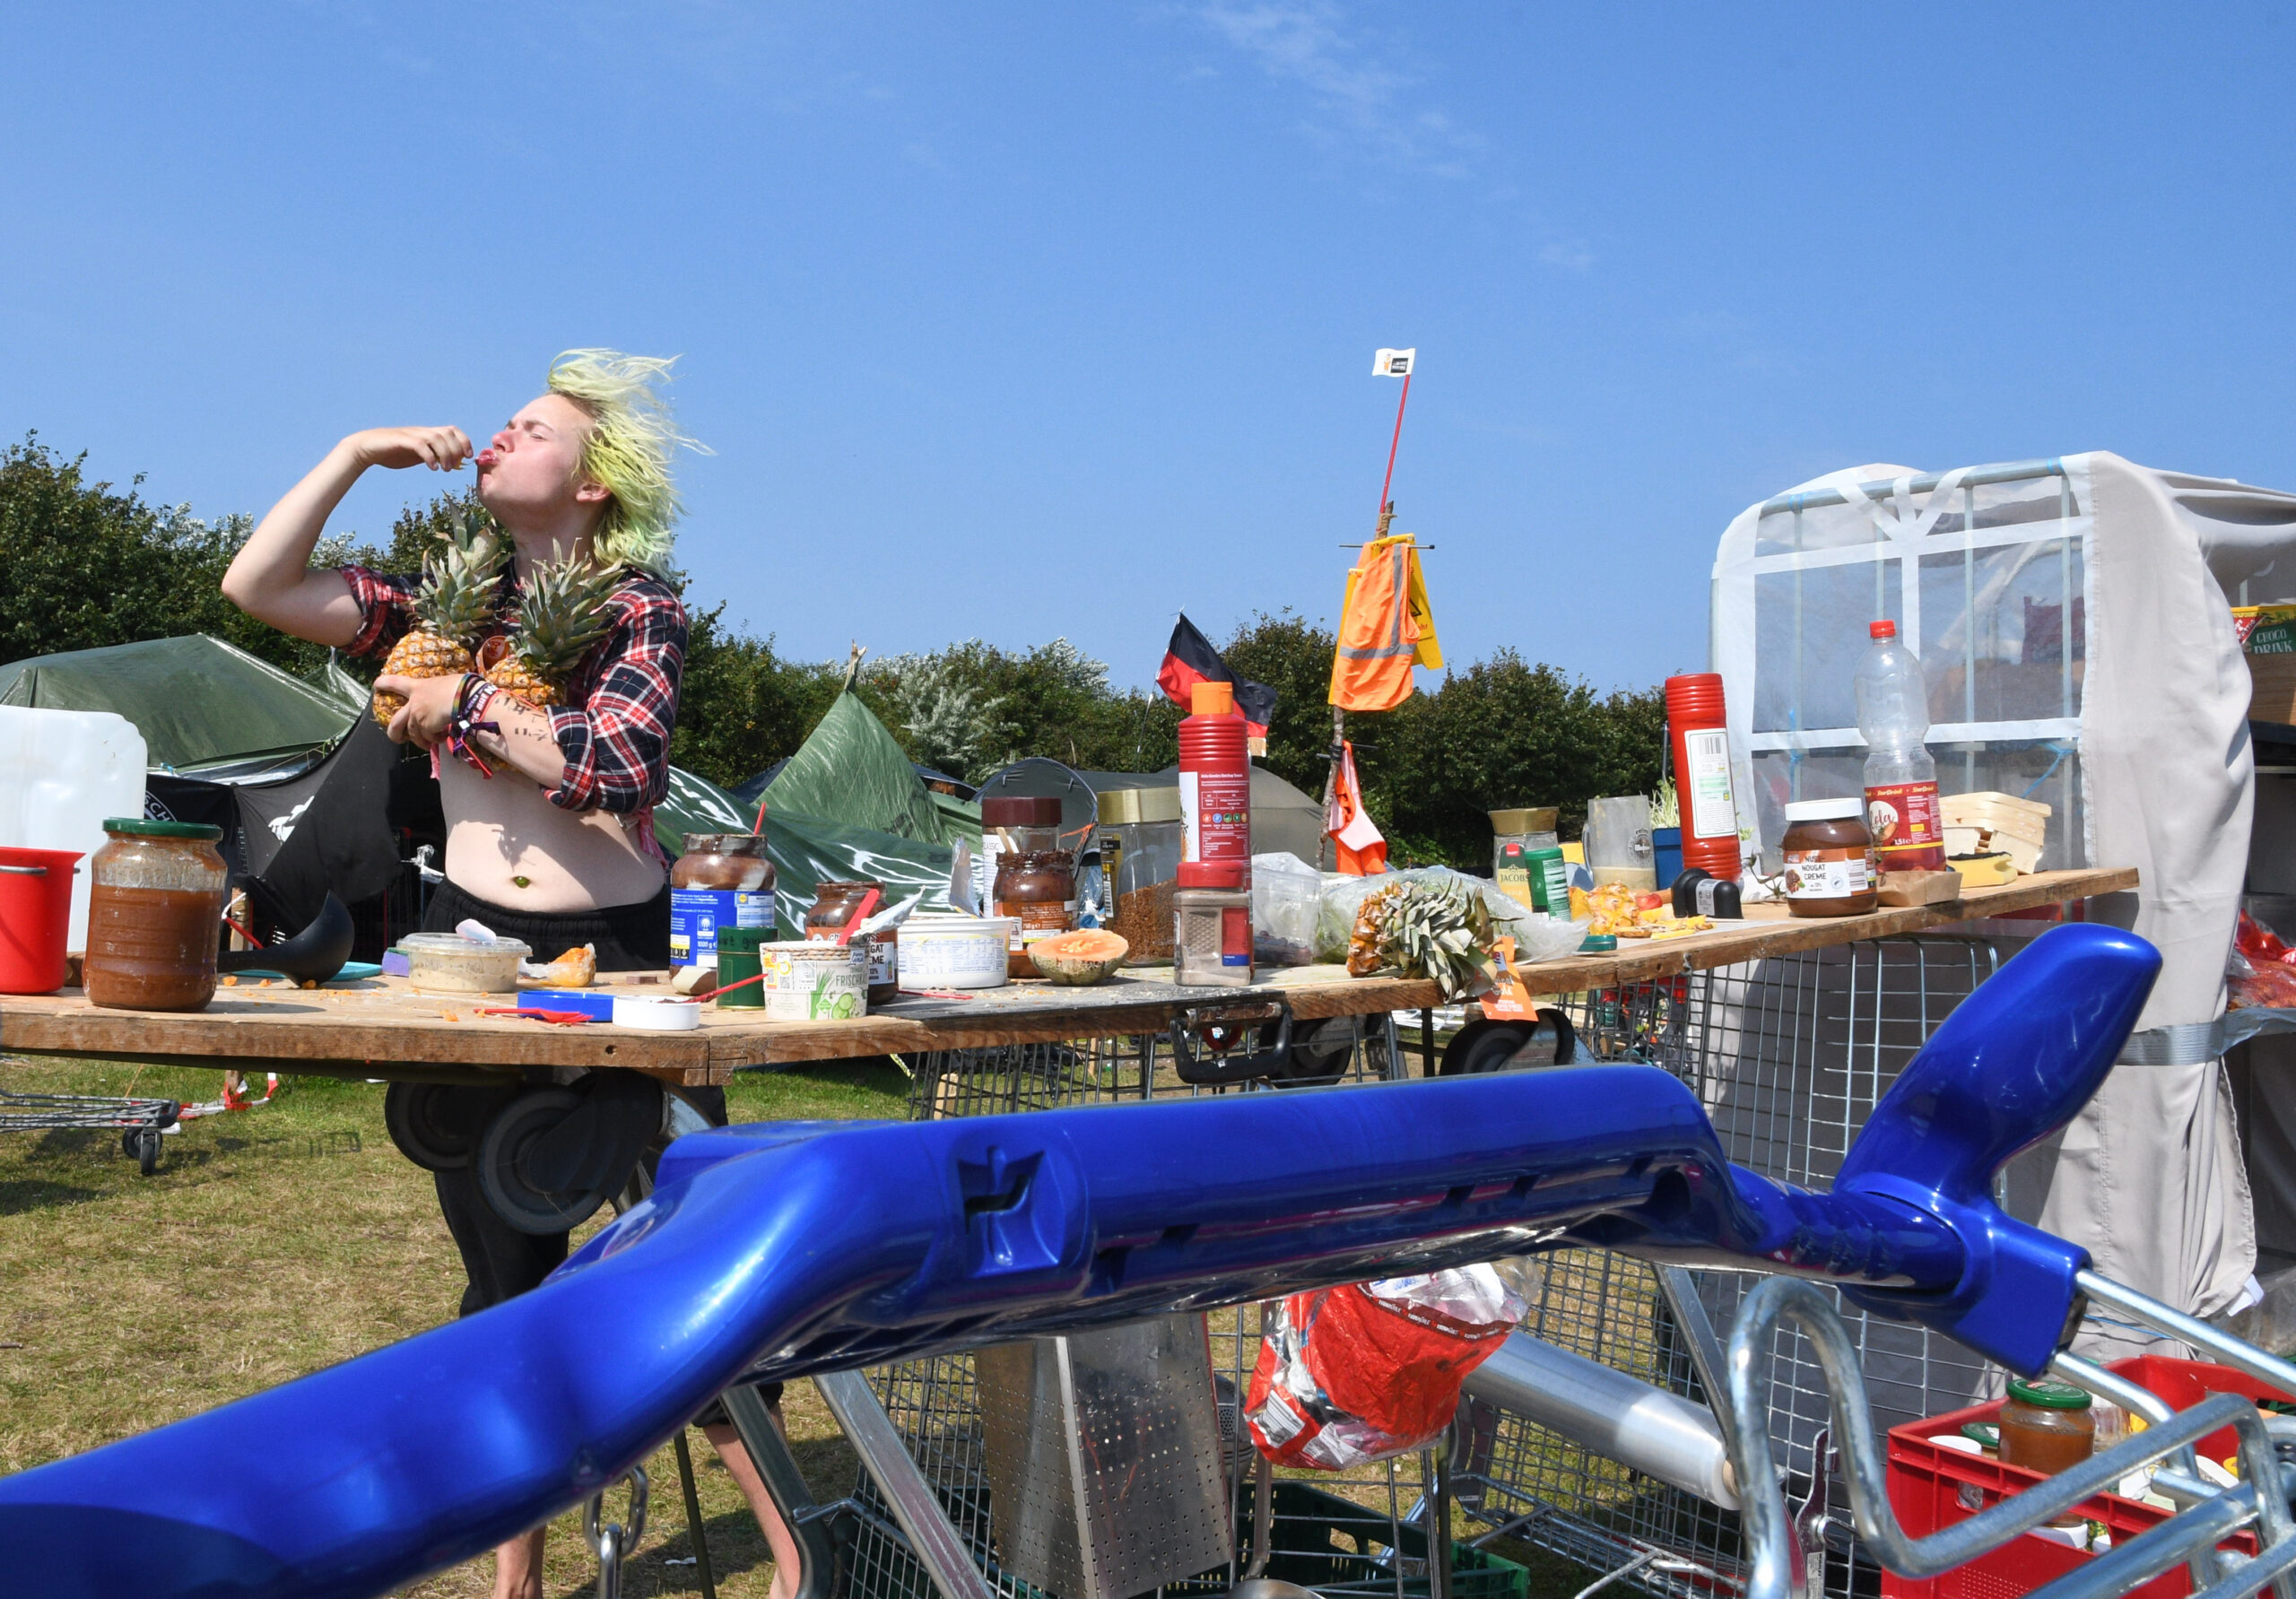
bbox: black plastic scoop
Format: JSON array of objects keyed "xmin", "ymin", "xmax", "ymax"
[{"xmin": 217, "ymin": 892, "xmax": 355, "ymax": 985}]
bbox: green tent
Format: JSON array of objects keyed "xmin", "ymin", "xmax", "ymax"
[
  {"xmin": 656, "ymin": 765, "xmax": 958, "ymax": 935},
  {"xmin": 0, "ymin": 634, "xmax": 354, "ymax": 775},
  {"xmin": 762, "ymin": 690, "xmax": 981, "ymax": 846}
]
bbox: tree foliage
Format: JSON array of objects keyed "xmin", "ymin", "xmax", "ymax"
[{"xmin": 0, "ymin": 451, "xmax": 1666, "ymax": 870}]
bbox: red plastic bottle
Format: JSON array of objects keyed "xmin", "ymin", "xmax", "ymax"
[
  {"xmin": 1665, "ymin": 673, "xmax": 1743, "ymax": 881},
  {"xmin": 1178, "ymin": 681, "xmax": 1251, "ymax": 890}
]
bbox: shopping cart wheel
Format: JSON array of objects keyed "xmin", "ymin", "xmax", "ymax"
[
  {"xmin": 384, "ymin": 1082, "xmax": 518, "ymax": 1172},
  {"xmin": 476, "ymin": 1075, "xmax": 663, "ymax": 1236},
  {"xmin": 122, "ymin": 1126, "xmax": 162, "ymax": 1176},
  {"xmin": 1438, "ymin": 1009, "xmax": 1576, "ymax": 1075}
]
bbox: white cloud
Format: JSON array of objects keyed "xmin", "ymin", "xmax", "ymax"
[{"xmin": 1191, "ymin": 1, "xmax": 1482, "ymax": 178}]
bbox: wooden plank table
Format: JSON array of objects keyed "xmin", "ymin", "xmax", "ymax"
[{"xmin": 0, "ymin": 868, "xmax": 2135, "ymax": 1087}]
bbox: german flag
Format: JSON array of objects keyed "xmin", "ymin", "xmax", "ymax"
[{"xmin": 1157, "ymin": 615, "xmax": 1275, "ymax": 746}]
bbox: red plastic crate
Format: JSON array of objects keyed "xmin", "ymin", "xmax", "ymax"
[{"xmin": 1882, "ymin": 1356, "xmax": 2293, "ymax": 1599}]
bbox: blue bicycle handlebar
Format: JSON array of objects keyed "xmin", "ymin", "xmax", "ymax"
[{"xmin": 0, "ymin": 923, "xmax": 2159, "ymax": 1599}]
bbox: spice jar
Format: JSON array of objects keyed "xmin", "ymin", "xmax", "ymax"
[
  {"xmin": 1998, "ymin": 1378, "xmax": 2095, "ymax": 1476},
  {"xmin": 993, "ymin": 850, "xmax": 1076, "ymax": 978},
  {"xmin": 1779, "ymin": 798, "xmax": 1877, "ymax": 917},
  {"xmin": 83, "ymin": 818, "xmax": 229, "ymax": 1012},
  {"xmin": 669, "ymin": 833, "xmax": 776, "ymax": 971},
  {"xmin": 806, "ymin": 880, "xmax": 898, "ymax": 1002}
]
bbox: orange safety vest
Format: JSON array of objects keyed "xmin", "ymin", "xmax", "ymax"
[
  {"xmin": 1328, "ymin": 534, "xmax": 1442, "ymax": 712},
  {"xmin": 1325, "ymin": 739, "xmax": 1387, "ymax": 875}
]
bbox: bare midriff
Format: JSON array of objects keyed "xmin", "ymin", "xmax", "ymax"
[
  {"xmin": 439, "ymin": 759, "xmax": 666, "ymax": 913},
  {"xmin": 84, "ymin": 884, "xmax": 227, "ymax": 1011}
]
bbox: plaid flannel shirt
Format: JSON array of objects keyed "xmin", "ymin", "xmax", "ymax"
[{"xmin": 340, "ymin": 563, "xmax": 685, "ymax": 817}]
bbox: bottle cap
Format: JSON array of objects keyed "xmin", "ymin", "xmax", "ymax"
[
  {"xmin": 1190, "ymin": 681, "xmax": 1235, "ymax": 716},
  {"xmin": 1870, "ymin": 620, "xmax": 1899, "ymax": 639}
]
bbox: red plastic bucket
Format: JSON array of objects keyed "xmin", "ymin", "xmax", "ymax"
[{"xmin": 0, "ymin": 847, "xmax": 82, "ymax": 994}]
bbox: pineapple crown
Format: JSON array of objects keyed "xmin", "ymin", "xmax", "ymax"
[
  {"xmin": 505, "ymin": 553, "xmax": 622, "ymax": 678},
  {"xmin": 410, "ymin": 505, "xmax": 508, "ymax": 646}
]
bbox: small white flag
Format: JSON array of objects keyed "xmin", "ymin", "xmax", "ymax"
[{"xmin": 1372, "ymin": 347, "xmax": 1415, "ymax": 378}]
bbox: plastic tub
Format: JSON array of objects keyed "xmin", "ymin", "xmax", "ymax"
[
  {"xmin": 756, "ymin": 941, "xmax": 868, "ymax": 1020},
  {"xmin": 0, "ymin": 706, "xmax": 147, "ymax": 954},
  {"xmin": 613, "ymin": 994, "xmax": 701, "ymax": 1031},
  {"xmin": 0, "ymin": 847, "xmax": 81, "ymax": 995},
  {"xmin": 897, "ymin": 915, "xmax": 1016, "ymax": 989},
  {"xmin": 398, "ymin": 932, "xmax": 532, "ymax": 994}
]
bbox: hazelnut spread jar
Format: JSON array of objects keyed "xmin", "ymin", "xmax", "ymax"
[
  {"xmin": 807, "ymin": 879, "xmax": 898, "ymax": 1002},
  {"xmin": 1779, "ymin": 798, "xmax": 1877, "ymax": 917},
  {"xmin": 992, "ymin": 850, "xmax": 1076, "ymax": 977},
  {"xmin": 669, "ymin": 833, "xmax": 776, "ymax": 970}
]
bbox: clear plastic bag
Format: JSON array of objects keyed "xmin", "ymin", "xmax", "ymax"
[
  {"xmin": 1245, "ymin": 1264, "xmax": 1526, "ymax": 1471},
  {"xmin": 1252, "ymin": 852, "xmax": 1322, "ymax": 966}
]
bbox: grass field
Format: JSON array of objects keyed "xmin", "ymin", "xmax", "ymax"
[{"xmin": 0, "ymin": 1055, "xmax": 909, "ymax": 1597}]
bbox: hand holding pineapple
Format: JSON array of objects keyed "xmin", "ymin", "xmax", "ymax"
[{"xmin": 370, "ymin": 505, "xmax": 509, "ymax": 730}]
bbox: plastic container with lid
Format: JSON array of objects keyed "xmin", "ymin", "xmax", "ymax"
[
  {"xmin": 1780, "ymin": 798, "xmax": 1877, "ymax": 917},
  {"xmin": 898, "ymin": 914, "xmax": 1015, "ymax": 989},
  {"xmin": 397, "ymin": 931, "xmax": 533, "ymax": 994},
  {"xmin": 1178, "ymin": 681, "xmax": 1251, "ymax": 891},
  {"xmin": 83, "ymin": 818, "xmax": 230, "ymax": 1012},
  {"xmin": 993, "ymin": 850, "xmax": 1076, "ymax": 977},
  {"xmin": 669, "ymin": 832, "xmax": 776, "ymax": 970},
  {"xmin": 1996, "ymin": 1377, "xmax": 2095, "ymax": 1476},
  {"xmin": 806, "ymin": 879, "xmax": 898, "ymax": 1001}
]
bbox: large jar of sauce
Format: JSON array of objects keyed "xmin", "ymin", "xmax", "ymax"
[
  {"xmin": 1780, "ymin": 798, "xmax": 1877, "ymax": 917},
  {"xmin": 1997, "ymin": 1378, "xmax": 2095, "ymax": 1476},
  {"xmin": 993, "ymin": 850, "xmax": 1076, "ymax": 978},
  {"xmin": 83, "ymin": 819, "xmax": 229, "ymax": 1012},
  {"xmin": 807, "ymin": 879, "xmax": 898, "ymax": 1002},
  {"xmin": 669, "ymin": 832, "xmax": 776, "ymax": 970}
]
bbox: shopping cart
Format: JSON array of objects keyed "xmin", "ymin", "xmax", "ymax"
[
  {"xmin": 0, "ymin": 1086, "xmax": 180, "ymax": 1173},
  {"xmin": 4, "ymin": 922, "xmax": 2290, "ymax": 1599}
]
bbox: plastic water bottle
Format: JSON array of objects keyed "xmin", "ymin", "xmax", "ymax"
[{"xmin": 1854, "ymin": 621, "xmax": 1945, "ymax": 872}]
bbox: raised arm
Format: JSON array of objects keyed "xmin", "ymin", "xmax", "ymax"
[{"xmin": 222, "ymin": 427, "xmax": 474, "ymax": 646}]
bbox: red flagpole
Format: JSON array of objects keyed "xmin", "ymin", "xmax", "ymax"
[{"xmin": 1377, "ymin": 368, "xmax": 1413, "ymax": 522}]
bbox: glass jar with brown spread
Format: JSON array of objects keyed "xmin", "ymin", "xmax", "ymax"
[
  {"xmin": 807, "ymin": 880, "xmax": 898, "ymax": 1001},
  {"xmin": 993, "ymin": 850, "xmax": 1076, "ymax": 977},
  {"xmin": 1997, "ymin": 1377, "xmax": 2095, "ymax": 1476},
  {"xmin": 1780, "ymin": 798, "xmax": 1877, "ymax": 917},
  {"xmin": 83, "ymin": 818, "xmax": 229, "ymax": 1012},
  {"xmin": 669, "ymin": 833, "xmax": 775, "ymax": 971}
]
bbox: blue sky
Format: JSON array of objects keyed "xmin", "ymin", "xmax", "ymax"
[{"xmin": 4, "ymin": 4, "xmax": 2292, "ymax": 693}]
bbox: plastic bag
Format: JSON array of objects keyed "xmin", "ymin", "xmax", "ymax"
[
  {"xmin": 1252, "ymin": 852, "xmax": 1323, "ymax": 967},
  {"xmin": 2231, "ymin": 913, "xmax": 2296, "ymax": 1009},
  {"xmin": 1313, "ymin": 866, "xmax": 1584, "ymax": 967},
  {"xmin": 1244, "ymin": 1264, "xmax": 1526, "ymax": 1472}
]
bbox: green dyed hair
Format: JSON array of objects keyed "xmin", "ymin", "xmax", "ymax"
[{"xmin": 546, "ymin": 349, "xmax": 707, "ymax": 578}]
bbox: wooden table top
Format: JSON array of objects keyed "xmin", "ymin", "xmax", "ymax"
[{"xmin": 0, "ymin": 867, "xmax": 2135, "ymax": 1086}]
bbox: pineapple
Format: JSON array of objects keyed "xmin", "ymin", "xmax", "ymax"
[
  {"xmin": 371, "ymin": 508, "xmax": 507, "ymax": 730},
  {"xmin": 1345, "ymin": 877, "xmax": 1496, "ymax": 1000},
  {"xmin": 478, "ymin": 554, "xmax": 621, "ymax": 709}
]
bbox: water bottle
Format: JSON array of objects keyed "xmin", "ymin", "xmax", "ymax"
[{"xmin": 1854, "ymin": 621, "xmax": 1946, "ymax": 872}]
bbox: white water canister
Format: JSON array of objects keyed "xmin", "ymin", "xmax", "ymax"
[
  {"xmin": 755, "ymin": 941, "xmax": 870, "ymax": 1021},
  {"xmin": 0, "ymin": 708, "xmax": 149, "ymax": 953}
]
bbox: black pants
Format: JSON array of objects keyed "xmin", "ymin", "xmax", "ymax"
[{"xmin": 417, "ymin": 879, "xmax": 728, "ymax": 1317}]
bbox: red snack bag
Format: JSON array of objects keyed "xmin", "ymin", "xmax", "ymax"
[{"xmin": 1244, "ymin": 1266, "xmax": 1525, "ymax": 1471}]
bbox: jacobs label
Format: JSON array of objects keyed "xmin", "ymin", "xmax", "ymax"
[
  {"xmin": 1783, "ymin": 847, "xmax": 1874, "ymax": 900},
  {"xmin": 1866, "ymin": 779, "xmax": 1944, "ymax": 870}
]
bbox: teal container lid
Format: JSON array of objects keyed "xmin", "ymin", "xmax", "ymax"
[
  {"xmin": 2006, "ymin": 1377, "xmax": 2092, "ymax": 1410},
  {"xmin": 1578, "ymin": 933, "xmax": 1618, "ymax": 953}
]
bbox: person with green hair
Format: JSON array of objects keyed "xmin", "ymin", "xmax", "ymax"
[{"xmin": 224, "ymin": 352, "xmax": 803, "ymax": 1599}]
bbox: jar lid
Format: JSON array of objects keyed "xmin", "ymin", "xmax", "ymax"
[
  {"xmin": 681, "ymin": 832, "xmax": 763, "ymax": 856},
  {"xmin": 1098, "ymin": 786, "xmax": 1182, "ymax": 825},
  {"xmin": 103, "ymin": 817, "xmax": 224, "ymax": 841},
  {"xmin": 1578, "ymin": 933, "xmax": 1618, "ymax": 953},
  {"xmin": 1490, "ymin": 806, "xmax": 1560, "ymax": 835},
  {"xmin": 982, "ymin": 795, "xmax": 1063, "ymax": 827},
  {"xmin": 2005, "ymin": 1377, "xmax": 2092, "ymax": 1410},
  {"xmin": 1783, "ymin": 798, "xmax": 1865, "ymax": 823},
  {"xmin": 396, "ymin": 932, "xmax": 534, "ymax": 957}
]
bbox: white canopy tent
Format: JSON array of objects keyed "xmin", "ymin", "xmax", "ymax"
[{"xmin": 1711, "ymin": 452, "xmax": 2296, "ymax": 1352}]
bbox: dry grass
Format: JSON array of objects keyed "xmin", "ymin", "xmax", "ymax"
[{"xmin": 0, "ymin": 1055, "xmax": 909, "ymax": 1597}]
